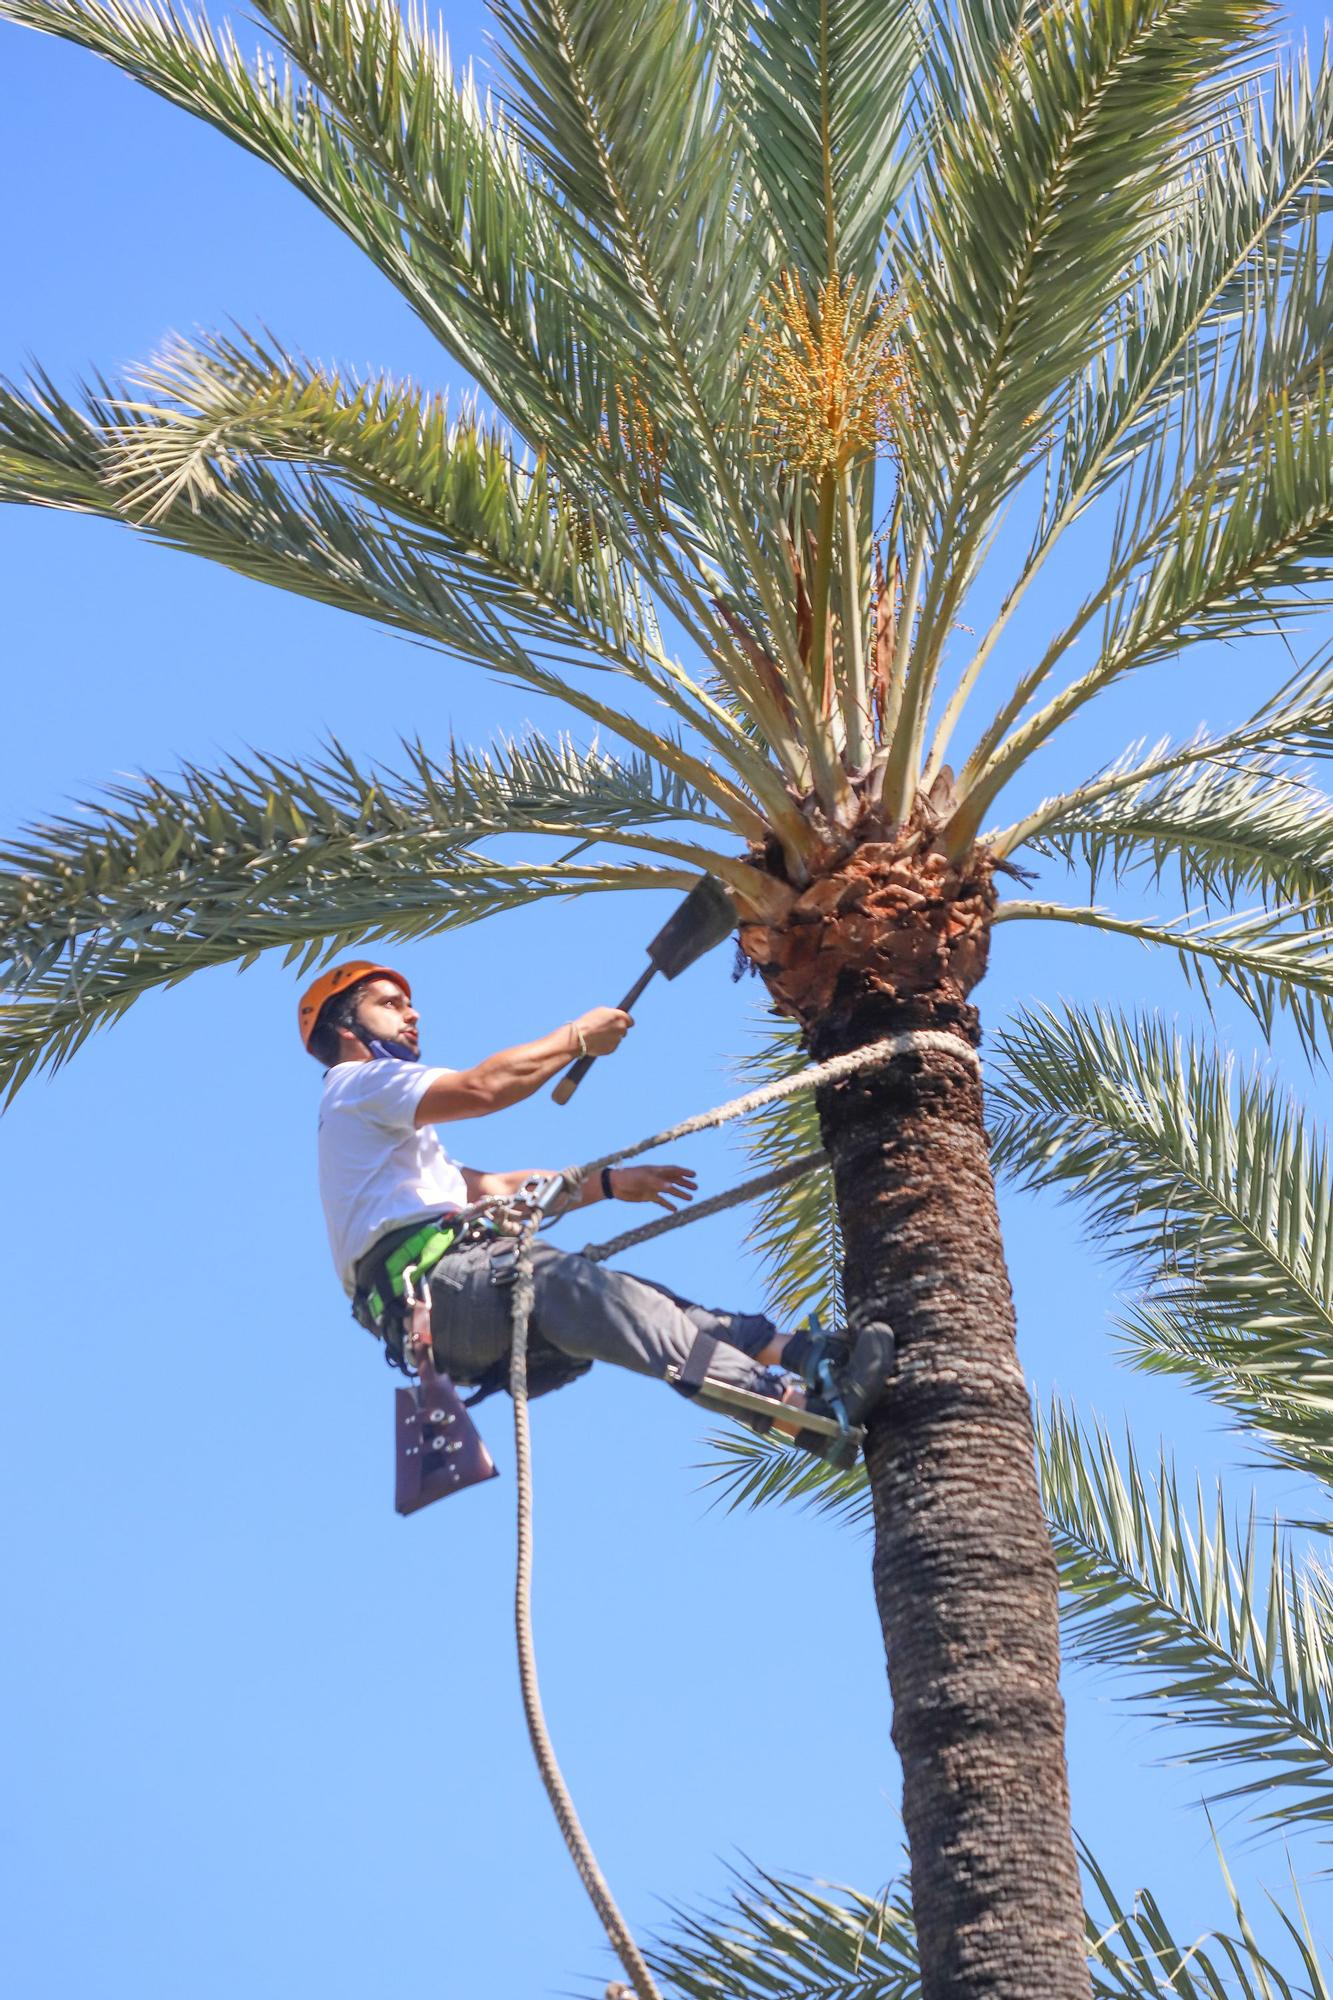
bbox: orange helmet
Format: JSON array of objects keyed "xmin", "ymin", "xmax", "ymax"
[{"xmin": 297, "ymin": 960, "xmax": 411, "ymax": 1050}]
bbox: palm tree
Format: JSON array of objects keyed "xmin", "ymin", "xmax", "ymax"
[
  {"xmin": 679, "ymin": 1002, "xmax": 1333, "ymax": 1997},
  {"xmin": 2, "ymin": 0, "xmax": 1332, "ymax": 1990}
]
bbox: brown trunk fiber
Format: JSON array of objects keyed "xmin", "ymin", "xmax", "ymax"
[{"xmin": 812, "ymin": 992, "xmax": 1090, "ymax": 2000}]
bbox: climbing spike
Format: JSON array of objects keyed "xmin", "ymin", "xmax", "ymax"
[{"xmin": 664, "ymin": 1368, "xmax": 865, "ymax": 1446}]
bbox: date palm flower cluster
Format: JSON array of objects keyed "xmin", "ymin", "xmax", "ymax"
[
  {"xmin": 747, "ymin": 270, "xmax": 916, "ymax": 475},
  {"xmin": 4, "ymin": 0, "xmax": 1333, "ymax": 1994}
]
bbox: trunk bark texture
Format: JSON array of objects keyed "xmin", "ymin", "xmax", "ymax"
[{"xmin": 812, "ymin": 993, "xmax": 1090, "ymax": 2000}]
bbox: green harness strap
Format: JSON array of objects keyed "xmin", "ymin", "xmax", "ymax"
[{"xmin": 366, "ymin": 1220, "xmax": 459, "ymax": 1323}]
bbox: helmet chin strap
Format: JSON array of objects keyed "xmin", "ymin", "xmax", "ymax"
[{"xmin": 356, "ymin": 1027, "xmax": 420, "ymax": 1064}]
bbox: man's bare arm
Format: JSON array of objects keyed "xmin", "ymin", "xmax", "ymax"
[{"xmin": 413, "ymin": 1008, "xmax": 630, "ymax": 1125}]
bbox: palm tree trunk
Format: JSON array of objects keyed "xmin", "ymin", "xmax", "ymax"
[{"xmin": 812, "ymin": 993, "xmax": 1090, "ymax": 2000}]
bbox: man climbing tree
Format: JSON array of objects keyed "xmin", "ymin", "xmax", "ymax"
[{"xmin": 304, "ymin": 958, "xmax": 891, "ymax": 1448}]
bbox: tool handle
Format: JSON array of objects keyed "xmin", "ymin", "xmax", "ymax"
[
  {"xmin": 552, "ymin": 968, "xmax": 656, "ymax": 1105},
  {"xmin": 551, "ymin": 1053, "xmax": 595, "ymax": 1106}
]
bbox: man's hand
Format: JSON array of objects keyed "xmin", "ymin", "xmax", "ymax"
[
  {"xmin": 609, "ymin": 1163, "xmax": 698, "ymax": 1211},
  {"xmin": 573, "ymin": 1006, "xmax": 633, "ymax": 1056}
]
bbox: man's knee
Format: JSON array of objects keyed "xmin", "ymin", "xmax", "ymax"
[{"xmin": 530, "ymin": 1247, "xmax": 692, "ymax": 1377}]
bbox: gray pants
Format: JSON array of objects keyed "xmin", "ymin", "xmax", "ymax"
[{"xmin": 428, "ymin": 1237, "xmax": 780, "ymax": 1398}]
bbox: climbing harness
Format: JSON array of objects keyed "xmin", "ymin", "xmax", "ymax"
[{"xmin": 351, "ymin": 1189, "xmax": 587, "ymax": 1508}]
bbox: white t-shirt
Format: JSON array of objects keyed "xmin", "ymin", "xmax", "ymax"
[{"xmin": 318, "ymin": 1059, "xmax": 469, "ymax": 1293}]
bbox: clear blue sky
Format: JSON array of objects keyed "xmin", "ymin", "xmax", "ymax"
[{"xmin": 3, "ymin": 8, "xmax": 1332, "ymax": 1996}]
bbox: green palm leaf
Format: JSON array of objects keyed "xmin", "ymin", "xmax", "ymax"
[
  {"xmin": 495, "ymin": 0, "xmax": 759, "ymax": 366},
  {"xmin": 1042, "ymin": 1402, "xmax": 1333, "ymax": 1836},
  {"xmin": 111, "ymin": 332, "xmax": 658, "ymax": 636},
  {"xmin": 922, "ymin": 62, "xmax": 1333, "ymax": 792},
  {"xmin": 644, "ymin": 1866, "xmax": 919, "ymax": 2000},
  {"xmin": 0, "ymin": 0, "xmax": 633, "ymax": 475},
  {"xmin": 1030, "ymin": 757, "xmax": 1333, "ymax": 923},
  {"xmin": 0, "ymin": 734, "xmax": 721, "ymax": 1096},
  {"xmin": 1082, "ymin": 1843, "xmax": 1329, "ymax": 2000},
  {"xmin": 1056, "ymin": 60, "xmax": 1333, "ymax": 514},
  {"xmin": 633, "ymin": 1851, "xmax": 1329, "ymax": 2000},
  {"xmin": 990, "ymin": 659, "xmax": 1333, "ymax": 857},
  {"xmin": 734, "ymin": 1018, "xmax": 842, "ymax": 1327},
  {"xmin": 102, "ymin": 326, "xmax": 807, "ymax": 812},
  {"xmin": 0, "ymin": 367, "xmax": 789, "ymax": 833},
  {"xmin": 992, "ymin": 902, "xmax": 1333, "ymax": 1059},
  {"xmin": 709, "ymin": 0, "xmax": 923, "ymax": 293},
  {"xmin": 490, "ymin": 0, "xmax": 789, "ymax": 594},
  {"xmin": 989, "ymin": 1003, "xmax": 1333, "ymax": 1484},
  {"xmin": 703, "ymin": 1403, "xmax": 1333, "ymax": 1838},
  {"xmin": 958, "ymin": 350, "xmax": 1333, "ymax": 832},
  {"xmin": 900, "ymin": 0, "xmax": 1268, "ymax": 649}
]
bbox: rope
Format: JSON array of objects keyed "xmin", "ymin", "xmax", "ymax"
[
  {"xmin": 581, "ymin": 1149, "xmax": 825, "ymax": 1264},
  {"xmin": 508, "ymin": 1193, "xmax": 665, "ymax": 2000},
  {"xmin": 579, "ymin": 1029, "xmax": 979, "ymax": 1180},
  {"xmin": 501, "ymin": 1027, "xmax": 977, "ymax": 2000}
]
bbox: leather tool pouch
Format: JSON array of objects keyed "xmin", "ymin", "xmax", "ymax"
[{"xmin": 395, "ymin": 1357, "xmax": 500, "ymax": 1515}]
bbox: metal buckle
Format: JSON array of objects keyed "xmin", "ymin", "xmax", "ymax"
[{"xmin": 488, "ymin": 1238, "xmax": 520, "ymax": 1287}]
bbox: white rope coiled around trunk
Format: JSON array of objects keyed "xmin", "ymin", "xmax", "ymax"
[{"xmin": 504, "ymin": 1027, "xmax": 979, "ymax": 2000}]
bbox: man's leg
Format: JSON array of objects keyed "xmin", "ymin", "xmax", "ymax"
[
  {"xmin": 526, "ymin": 1241, "xmax": 778, "ymax": 1394},
  {"xmin": 426, "ymin": 1238, "xmax": 889, "ymax": 1441},
  {"xmin": 427, "ymin": 1239, "xmax": 772, "ymax": 1391},
  {"xmin": 426, "ymin": 1240, "xmax": 519, "ymax": 1380},
  {"xmin": 538, "ymin": 1249, "xmax": 896, "ymax": 1435}
]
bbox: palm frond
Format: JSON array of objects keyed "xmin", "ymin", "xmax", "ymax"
[
  {"xmin": 928, "ymin": 55, "xmax": 1333, "ymax": 782},
  {"xmin": 5, "ymin": 0, "xmax": 807, "ymax": 709},
  {"xmin": 957, "ymin": 347, "xmax": 1333, "ymax": 835},
  {"xmin": 0, "ymin": 0, "xmax": 635, "ymax": 480},
  {"xmin": 495, "ymin": 0, "xmax": 761, "ymax": 379},
  {"xmin": 699, "ymin": 1424, "xmax": 871, "ymax": 1526},
  {"xmin": 632, "ymin": 1849, "xmax": 1329, "ymax": 2000},
  {"xmin": 701, "ymin": 1401, "xmax": 1333, "ymax": 1840},
  {"xmin": 900, "ymin": 0, "xmax": 1269, "ymax": 655},
  {"xmin": 1042, "ymin": 1402, "xmax": 1333, "ymax": 1837},
  {"xmin": 990, "ymin": 658, "xmax": 1333, "ymax": 857},
  {"xmin": 105, "ymin": 326, "xmax": 806, "ymax": 816},
  {"xmin": 989, "ymin": 1003, "xmax": 1333, "ymax": 1486},
  {"xmin": 1123, "ymin": 1298, "xmax": 1333, "ymax": 1498},
  {"xmin": 1030, "ymin": 757, "xmax": 1333, "ymax": 926},
  {"xmin": 0, "ymin": 735, "xmax": 714, "ymax": 1097},
  {"xmin": 257, "ymin": 0, "xmax": 793, "ymax": 614},
  {"xmin": 992, "ymin": 900, "xmax": 1333, "ymax": 1059},
  {"xmin": 491, "ymin": 0, "xmax": 781, "ymax": 560},
  {"xmin": 644, "ymin": 1864, "xmax": 920, "ymax": 2000},
  {"xmin": 734, "ymin": 1018, "xmax": 842, "ymax": 1327},
  {"xmin": 113, "ymin": 331, "xmax": 654, "ymax": 636},
  {"xmin": 1052, "ymin": 59, "xmax": 1333, "ymax": 520},
  {"xmin": 709, "ymin": 0, "xmax": 923, "ymax": 293},
  {"xmin": 0, "ymin": 368, "xmax": 779, "ymax": 830},
  {"xmin": 490, "ymin": 0, "xmax": 851, "ymax": 801},
  {"xmin": 1083, "ymin": 1843, "xmax": 1330, "ymax": 1999}
]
